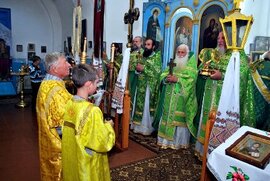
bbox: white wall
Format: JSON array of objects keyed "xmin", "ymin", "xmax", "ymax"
[
  {"xmin": 51, "ymin": 0, "xmax": 73, "ymax": 46},
  {"xmin": 65, "ymin": 0, "xmax": 147, "ymax": 59},
  {"xmin": 241, "ymin": 0, "xmax": 270, "ymax": 53},
  {"xmin": 103, "ymin": 0, "xmax": 147, "ymax": 57},
  {"xmin": 81, "ymin": 0, "xmax": 94, "ymax": 57},
  {"xmin": 0, "ymin": 0, "xmax": 63, "ymax": 59}
]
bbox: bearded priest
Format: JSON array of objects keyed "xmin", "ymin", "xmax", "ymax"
[
  {"xmin": 131, "ymin": 37, "xmax": 162, "ymax": 135},
  {"xmin": 153, "ymin": 44, "xmax": 198, "ymax": 149}
]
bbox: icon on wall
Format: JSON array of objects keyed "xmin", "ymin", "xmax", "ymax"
[
  {"xmin": 16, "ymin": 45, "xmax": 23, "ymax": 52},
  {"xmin": 88, "ymin": 41, "xmax": 92, "ymax": 49},
  {"xmin": 27, "ymin": 43, "xmax": 35, "ymax": 52},
  {"xmin": 41, "ymin": 46, "xmax": 47, "ymax": 53}
]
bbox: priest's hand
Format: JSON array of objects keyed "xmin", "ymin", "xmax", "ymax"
[
  {"xmin": 136, "ymin": 63, "xmax": 144, "ymax": 72},
  {"xmin": 210, "ymin": 69, "xmax": 222, "ymax": 80},
  {"xmin": 166, "ymin": 75, "xmax": 178, "ymax": 83}
]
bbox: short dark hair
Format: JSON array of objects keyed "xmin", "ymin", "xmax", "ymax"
[
  {"xmin": 71, "ymin": 64, "xmax": 98, "ymax": 88},
  {"xmin": 253, "ymin": 142, "xmax": 261, "ymax": 147},
  {"xmin": 145, "ymin": 37, "xmax": 156, "ymax": 49},
  {"xmin": 32, "ymin": 56, "xmax": 41, "ymax": 63}
]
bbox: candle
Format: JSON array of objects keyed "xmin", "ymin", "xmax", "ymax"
[{"xmin": 83, "ymin": 37, "xmax": 87, "ymax": 53}]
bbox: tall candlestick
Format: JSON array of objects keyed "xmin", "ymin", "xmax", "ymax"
[
  {"xmin": 81, "ymin": 37, "xmax": 87, "ymax": 64},
  {"xmin": 83, "ymin": 37, "xmax": 87, "ymax": 52},
  {"xmin": 110, "ymin": 44, "xmax": 115, "ymax": 63}
]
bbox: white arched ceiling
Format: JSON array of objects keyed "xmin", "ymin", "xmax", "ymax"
[{"xmin": 49, "ymin": 0, "xmax": 74, "ymax": 45}]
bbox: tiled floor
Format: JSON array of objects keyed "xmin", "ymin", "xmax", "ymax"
[
  {"xmin": 0, "ymin": 103, "xmax": 40, "ymax": 180},
  {"xmin": 0, "ymin": 98, "xmax": 156, "ymax": 180}
]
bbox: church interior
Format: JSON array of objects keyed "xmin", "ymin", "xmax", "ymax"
[{"xmin": 0, "ymin": 0, "xmax": 270, "ymax": 180}]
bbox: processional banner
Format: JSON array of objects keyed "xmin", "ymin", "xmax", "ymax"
[{"xmin": 72, "ymin": 5, "xmax": 82, "ymax": 64}]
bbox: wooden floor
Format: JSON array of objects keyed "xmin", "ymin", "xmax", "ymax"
[{"xmin": 0, "ymin": 97, "xmax": 156, "ymax": 180}]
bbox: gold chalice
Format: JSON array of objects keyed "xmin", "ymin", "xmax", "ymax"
[{"xmin": 199, "ymin": 48, "xmax": 221, "ymax": 76}]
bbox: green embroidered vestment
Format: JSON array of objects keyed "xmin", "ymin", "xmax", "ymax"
[
  {"xmin": 155, "ymin": 54, "xmax": 198, "ymax": 140},
  {"xmin": 132, "ymin": 51, "xmax": 162, "ymax": 125}
]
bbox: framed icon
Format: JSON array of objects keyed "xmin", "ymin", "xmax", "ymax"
[
  {"xmin": 41, "ymin": 46, "xmax": 47, "ymax": 53},
  {"xmin": 254, "ymin": 36, "xmax": 270, "ymax": 51},
  {"xmin": 28, "ymin": 43, "xmax": 35, "ymax": 52},
  {"xmin": 226, "ymin": 131, "xmax": 270, "ymax": 169},
  {"xmin": 16, "ymin": 45, "xmax": 23, "ymax": 52},
  {"xmin": 251, "ymin": 51, "xmax": 264, "ymax": 62}
]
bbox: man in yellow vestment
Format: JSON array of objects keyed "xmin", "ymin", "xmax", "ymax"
[
  {"xmin": 36, "ymin": 52, "xmax": 72, "ymax": 181},
  {"xmin": 62, "ymin": 64, "xmax": 115, "ymax": 181}
]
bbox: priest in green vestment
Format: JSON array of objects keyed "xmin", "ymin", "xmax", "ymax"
[
  {"xmin": 250, "ymin": 51, "xmax": 270, "ymax": 131},
  {"xmin": 208, "ymin": 50, "xmax": 256, "ymax": 152},
  {"xmin": 194, "ymin": 32, "xmax": 227, "ymax": 159},
  {"xmin": 195, "ymin": 31, "xmax": 256, "ymax": 157},
  {"xmin": 129, "ymin": 36, "xmax": 144, "ymax": 108},
  {"xmin": 153, "ymin": 44, "xmax": 198, "ymax": 149},
  {"xmin": 131, "ymin": 38, "xmax": 162, "ymax": 135}
]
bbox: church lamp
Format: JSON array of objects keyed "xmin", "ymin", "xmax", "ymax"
[{"xmin": 219, "ymin": 0, "xmax": 253, "ymax": 51}]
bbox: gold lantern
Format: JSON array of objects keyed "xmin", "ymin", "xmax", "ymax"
[{"xmin": 219, "ymin": 0, "xmax": 253, "ymax": 51}]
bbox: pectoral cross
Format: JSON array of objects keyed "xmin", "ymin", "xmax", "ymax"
[
  {"xmin": 124, "ymin": 0, "xmax": 140, "ymax": 48},
  {"xmin": 168, "ymin": 58, "xmax": 176, "ymax": 75}
]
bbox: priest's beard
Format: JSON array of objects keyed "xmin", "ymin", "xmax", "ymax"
[
  {"xmin": 174, "ymin": 54, "xmax": 188, "ymax": 70},
  {"xmin": 131, "ymin": 45, "xmax": 139, "ymax": 52},
  {"xmin": 217, "ymin": 46, "xmax": 226, "ymax": 55},
  {"xmin": 143, "ymin": 48, "xmax": 153, "ymax": 58}
]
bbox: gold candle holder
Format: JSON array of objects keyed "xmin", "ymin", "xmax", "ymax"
[
  {"xmin": 81, "ymin": 37, "xmax": 87, "ymax": 64},
  {"xmin": 11, "ymin": 71, "xmax": 29, "ymax": 108}
]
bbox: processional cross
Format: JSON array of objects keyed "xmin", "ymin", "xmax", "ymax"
[
  {"xmin": 124, "ymin": 0, "xmax": 140, "ymax": 48},
  {"xmin": 168, "ymin": 58, "xmax": 176, "ymax": 75},
  {"xmin": 113, "ymin": 0, "xmax": 140, "ymax": 149}
]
